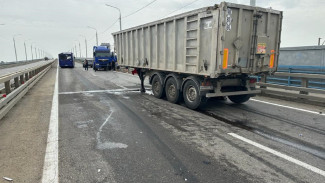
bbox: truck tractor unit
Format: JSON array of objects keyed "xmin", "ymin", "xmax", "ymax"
[{"xmin": 93, "ymin": 43, "xmax": 117, "ymax": 71}]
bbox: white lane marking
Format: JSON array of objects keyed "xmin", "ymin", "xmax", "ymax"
[
  {"xmin": 96, "ymin": 111, "xmax": 128, "ymax": 150},
  {"xmin": 113, "ymin": 82, "xmax": 128, "ymax": 90},
  {"xmin": 228, "ymin": 133, "xmax": 325, "ymax": 177},
  {"xmin": 58, "ymin": 88, "xmax": 145, "ymax": 95},
  {"xmin": 42, "ymin": 64, "xmax": 59, "ymax": 183},
  {"xmin": 250, "ymin": 99, "xmax": 325, "ymax": 116},
  {"xmin": 113, "ymin": 71, "xmax": 138, "ymax": 78}
]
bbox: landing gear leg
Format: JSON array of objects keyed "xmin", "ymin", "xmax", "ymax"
[{"xmin": 137, "ymin": 69, "xmax": 146, "ymax": 93}]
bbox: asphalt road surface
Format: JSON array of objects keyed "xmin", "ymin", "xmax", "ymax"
[
  {"xmin": 1, "ymin": 62, "xmax": 324, "ymax": 182},
  {"xmin": 0, "ymin": 60, "xmax": 49, "ymax": 77},
  {"xmin": 57, "ymin": 63, "xmax": 325, "ymax": 183}
]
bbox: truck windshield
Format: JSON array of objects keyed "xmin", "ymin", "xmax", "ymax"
[{"xmin": 95, "ymin": 52, "xmax": 110, "ymax": 57}]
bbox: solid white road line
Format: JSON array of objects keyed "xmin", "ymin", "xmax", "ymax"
[
  {"xmin": 113, "ymin": 71, "xmax": 138, "ymax": 78},
  {"xmin": 228, "ymin": 133, "xmax": 325, "ymax": 177},
  {"xmin": 250, "ymin": 98, "xmax": 325, "ymax": 116},
  {"xmin": 42, "ymin": 64, "xmax": 59, "ymax": 183},
  {"xmin": 58, "ymin": 88, "xmax": 147, "ymax": 95}
]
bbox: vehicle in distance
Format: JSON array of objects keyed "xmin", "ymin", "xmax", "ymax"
[
  {"xmin": 83, "ymin": 59, "xmax": 94, "ymax": 68},
  {"xmin": 93, "ymin": 43, "xmax": 117, "ymax": 71},
  {"xmin": 58, "ymin": 52, "xmax": 75, "ymax": 68},
  {"xmin": 113, "ymin": 2, "xmax": 283, "ymax": 109}
]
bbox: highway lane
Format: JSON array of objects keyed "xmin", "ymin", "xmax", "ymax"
[
  {"xmin": 0, "ymin": 60, "xmax": 49, "ymax": 77},
  {"xmin": 57, "ymin": 63, "xmax": 325, "ymax": 182},
  {"xmin": 58, "ymin": 64, "xmax": 250, "ymax": 182},
  {"xmin": 0, "ymin": 60, "xmax": 50, "ymax": 90}
]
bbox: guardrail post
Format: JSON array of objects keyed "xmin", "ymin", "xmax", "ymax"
[
  {"xmin": 20, "ymin": 75, "xmax": 24, "ymax": 84},
  {"xmin": 14, "ymin": 77, "xmax": 19, "ymax": 89},
  {"xmin": 300, "ymin": 78, "xmax": 309, "ymax": 95},
  {"xmin": 288, "ymin": 68, "xmax": 292, "ymax": 86},
  {"xmin": 260, "ymin": 74, "xmax": 267, "ymax": 89},
  {"xmin": 5, "ymin": 81, "xmax": 11, "ymax": 94}
]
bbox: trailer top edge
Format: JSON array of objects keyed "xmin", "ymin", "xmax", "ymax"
[{"xmin": 112, "ymin": 1, "xmax": 282, "ymax": 36}]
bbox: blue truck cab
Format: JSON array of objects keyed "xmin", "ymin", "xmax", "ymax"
[{"xmin": 93, "ymin": 43, "xmax": 117, "ymax": 71}]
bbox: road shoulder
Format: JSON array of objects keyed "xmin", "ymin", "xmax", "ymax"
[{"xmin": 0, "ymin": 65, "xmax": 56, "ymax": 182}]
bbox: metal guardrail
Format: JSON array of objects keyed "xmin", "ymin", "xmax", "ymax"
[
  {"xmin": 261, "ymin": 65, "xmax": 325, "ymax": 90},
  {"xmin": 0, "ymin": 59, "xmax": 45, "ymax": 69},
  {"xmin": 0, "ymin": 60, "xmax": 55, "ymax": 120},
  {"xmin": 256, "ymin": 72, "xmax": 325, "ymax": 103}
]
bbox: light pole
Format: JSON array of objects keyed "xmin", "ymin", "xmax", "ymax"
[
  {"xmin": 75, "ymin": 44, "xmax": 77, "ymax": 57},
  {"xmin": 35, "ymin": 47, "xmax": 38, "ymax": 59},
  {"xmin": 30, "ymin": 44, "xmax": 34, "ymax": 61},
  {"xmin": 24, "ymin": 41, "xmax": 28, "ymax": 61},
  {"xmin": 13, "ymin": 34, "xmax": 21, "ymax": 61},
  {"xmin": 75, "ymin": 40, "xmax": 81, "ymax": 57},
  {"xmin": 80, "ymin": 35, "xmax": 88, "ymax": 58},
  {"xmin": 87, "ymin": 26, "xmax": 98, "ymax": 46},
  {"xmin": 105, "ymin": 4, "xmax": 122, "ymax": 31}
]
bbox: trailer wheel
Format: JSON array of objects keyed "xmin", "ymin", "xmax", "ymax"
[
  {"xmin": 228, "ymin": 94, "xmax": 251, "ymax": 104},
  {"xmin": 152, "ymin": 75, "xmax": 165, "ymax": 99},
  {"xmin": 183, "ymin": 80, "xmax": 204, "ymax": 109},
  {"xmin": 165, "ymin": 77, "xmax": 181, "ymax": 103}
]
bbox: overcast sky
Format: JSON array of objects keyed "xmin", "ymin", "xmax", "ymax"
[{"xmin": 0, "ymin": 0, "xmax": 324, "ymax": 62}]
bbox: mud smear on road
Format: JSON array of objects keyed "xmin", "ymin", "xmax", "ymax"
[
  {"xmin": 201, "ymin": 110, "xmax": 325, "ymax": 160},
  {"xmin": 136, "ymin": 95, "xmax": 295, "ymax": 182},
  {"xmin": 108, "ymin": 94, "xmax": 200, "ymax": 182},
  {"xmin": 235, "ymin": 105, "xmax": 325, "ymax": 135}
]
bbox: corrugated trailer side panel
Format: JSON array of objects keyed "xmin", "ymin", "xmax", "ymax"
[
  {"xmin": 113, "ymin": 2, "xmax": 282, "ymax": 78},
  {"xmin": 113, "ymin": 7, "xmax": 211, "ymax": 75}
]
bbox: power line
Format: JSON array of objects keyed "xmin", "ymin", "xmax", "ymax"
[
  {"xmin": 87, "ymin": 0, "xmax": 159, "ymax": 38},
  {"xmin": 164, "ymin": 0, "xmax": 202, "ymax": 17},
  {"xmin": 98, "ymin": 0, "xmax": 159, "ymax": 35},
  {"xmin": 122, "ymin": 0, "xmax": 158, "ymax": 19},
  {"xmin": 101, "ymin": 18, "xmax": 119, "ymax": 34}
]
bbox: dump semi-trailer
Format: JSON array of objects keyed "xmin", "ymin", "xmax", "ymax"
[{"xmin": 112, "ymin": 2, "xmax": 283, "ymax": 109}]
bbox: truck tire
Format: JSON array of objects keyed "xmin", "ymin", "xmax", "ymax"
[
  {"xmin": 228, "ymin": 94, "xmax": 251, "ymax": 104},
  {"xmin": 183, "ymin": 80, "xmax": 204, "ymax": 109},
  {"xmin": 165, "ymin": 77, "xmax": 181, "ymax": 103},
  {"xmin": 152, "ymin": 75, "xmax": 165, "ymax": 99}
]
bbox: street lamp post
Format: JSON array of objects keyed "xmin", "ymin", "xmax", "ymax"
[
  {"xmin": 35, "ymin": 47, "xmax": 38, "ymax": 59},
  {"xmin": 78, "ymin": 42, "xmax": 81, "ymax": 57},
  {"xmin": 31, "ymin": 44, "xmax": 34, "ymax": 61},
  {"xmin": 87, "ymin": 26, "xmax": 98, "ymax": 46},
  {"xmin": 75, "ymin": 45, "xmax": 77, "ymax": 57},
  {"xmin": 24, "ymin": 41, "xmax": 28, "ymax": 61},
  {"xmin": 105, "ymin": 4, "xmax": 122, "ymax": 31},
  {"xmin": 13, "ymin": 34, "xmax": 21, "ymax": 61},
  {"xmin": 80, "ymin": 35, "xmax": 88, "ymax": 58}
]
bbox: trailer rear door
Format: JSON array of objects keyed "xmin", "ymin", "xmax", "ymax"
[{"xmin": 216, "ymin": 2, "xmax": 282, "ymax": 75}]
